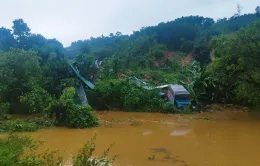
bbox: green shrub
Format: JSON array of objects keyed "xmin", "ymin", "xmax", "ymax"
[
  {"xmin": 95, "ymin": 78, "xmax": 168, "ymax": 112},
  {"xmin": 73, "ymin": 134, "xmax": 117, "ymax": 166},
  {"xmin": 20, "ymin": 87, "xmax": 52, "ymax": 114},
  {"xmin": 68, "ymin": 105, "xmax": 98, "ymax": 128},
  {"xmin": 161, "ymin": 103, "xmax": 178, "ymax": 113},
  {"xmin": 0, "ymin": 49, "xmax": 43, "ymax": 114},
  {"xmin": 95, "ymin": 79, "xmax": 123, "ymax": 109},
  {"xmin": 0, "ymin": 134, "xmax": 32, "ymax": 166},
  {"xmin": 0, "ymin": 134, "xmax": 62, "ymax": 166},
  {"xmin": 58, "ymin": 87, "xmax": 76, "ymax": 107},
  {"xmin": 0, "ymin": 102, "xmax": 10, "ymax": 118},
  {"xmin": 48, "ymin": 87, "xmax": 99, "ymax": 128},
  {"xmin": 87, "ymin": 90, "xmax": 107, "ymax": 110},
  {"xmin": 182, "ymin": 106, "xmax": 193, "ymax": 114},
  {"xmin": 0, "ymin": 134, "xmax": 116, "ymax": 166}
]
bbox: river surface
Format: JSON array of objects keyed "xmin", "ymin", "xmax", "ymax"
[{"xmin": 23, "ymin": 111, "xmax": 260, "ymax": 166}]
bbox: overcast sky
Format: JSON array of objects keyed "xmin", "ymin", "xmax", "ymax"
[{"xmin": 0, "ymin": 0, "xmax": 259, "ymax": 46}]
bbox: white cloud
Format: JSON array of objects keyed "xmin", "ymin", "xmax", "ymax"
[{"xmin": 0, "ymin": 0, "xmax": 258, "ymax": 46}]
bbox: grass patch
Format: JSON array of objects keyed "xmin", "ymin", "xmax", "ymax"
[{"xmin": 0, "ymin": 117, "xmax": 53, "ymax": 133}]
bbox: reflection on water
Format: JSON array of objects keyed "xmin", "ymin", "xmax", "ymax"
[
  {"xmin": 170, "ymin": 129, "xmax": 190, "ymax": 136},
  {"xmin": 19, "ymin": 111, "xmax": 260, "ymax": 166},
  {"xmin": 142, "ymin": 131, "xmax": 152, "ymax": 136}
]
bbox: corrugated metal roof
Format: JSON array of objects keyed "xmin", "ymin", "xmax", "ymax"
[
  {"xmin": 156, "ymin": 85, "xmax": 169, "ymax": 89},
  {"xmin": 169, "ymin": 84, "xmax": 189, "ymax": 95}
]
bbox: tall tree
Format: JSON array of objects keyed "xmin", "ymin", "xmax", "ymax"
[
  {"xmin": 12, "ymin": 19, "xmax": 31, "ymax": 49},
  {"xmin": 207, "ymin": 21, "xmax": 260, "ymax": 105},
  {"xmin": 115, "ymin": 32, "xmax": 122, "ymax": 36},
  {"xmin": 256, "ymin": 6, "xmax": 260, "ymax": 15},
  {"xmin": 109, "ymin": 33, "xmax": 114, "ymax": 37},
  {"xmin": 0, "ymin": 27, "xmax": 16, "ymax": 50},
  {"xmin": 234, "ymin": 3, "xmax": 243, "ymax": 17},
  {"xmin": 12, "ymin": 19, "xmax": 31, "ymax": 38}
]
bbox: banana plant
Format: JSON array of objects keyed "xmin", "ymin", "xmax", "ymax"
[{"xmin": 180, "ymin": 61, "xmax": 208, "ymax": 104}]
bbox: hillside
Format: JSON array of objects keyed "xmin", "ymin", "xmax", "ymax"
[{"xmin": 0, "ymin": 6, "xmax": 260, "ymax": 119}]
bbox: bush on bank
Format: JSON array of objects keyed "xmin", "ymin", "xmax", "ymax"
[
  {"xmin": 0, "ymin": 134, "xmax": 115, "ymax": 166},
  {"xmin": 95, "ymin": 78, "xmax": 177, "ymax": 113},
  {"xmin": 0, "ymin": 87, "xmax": 98, "ymax": 133},
  {"xmin": 48, "ymin": 87, "xmax": 98, "ymax": 128}
]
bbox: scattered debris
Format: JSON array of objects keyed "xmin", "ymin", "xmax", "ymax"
[
  {"xmin": 148, "ymin": 155, "xmax": 155, "ymax": 160},
  {"xmin": 183, "ymin": 117, "xmax": 236, "ymax": 120}
]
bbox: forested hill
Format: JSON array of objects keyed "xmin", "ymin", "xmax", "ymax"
[
  {"xmin": 65, "ymin": 11, "xmax": 259, "ymax": 65},
  {"xmin": 1, "ymin": 6, "xmax": 260, "ymax": 117},
  {"xmin": 0, "ymin": 9, "xmax": 258, "ymax": 65}
]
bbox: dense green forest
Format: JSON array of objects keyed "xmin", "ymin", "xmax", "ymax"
[{"xmin": 0, "ymin": 6, "xmax": 260, "ymax": 132}]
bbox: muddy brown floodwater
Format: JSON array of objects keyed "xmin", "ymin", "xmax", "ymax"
[{"xmin": 20, "ymin": 111, "xmax": 260, "ymax": 166}]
